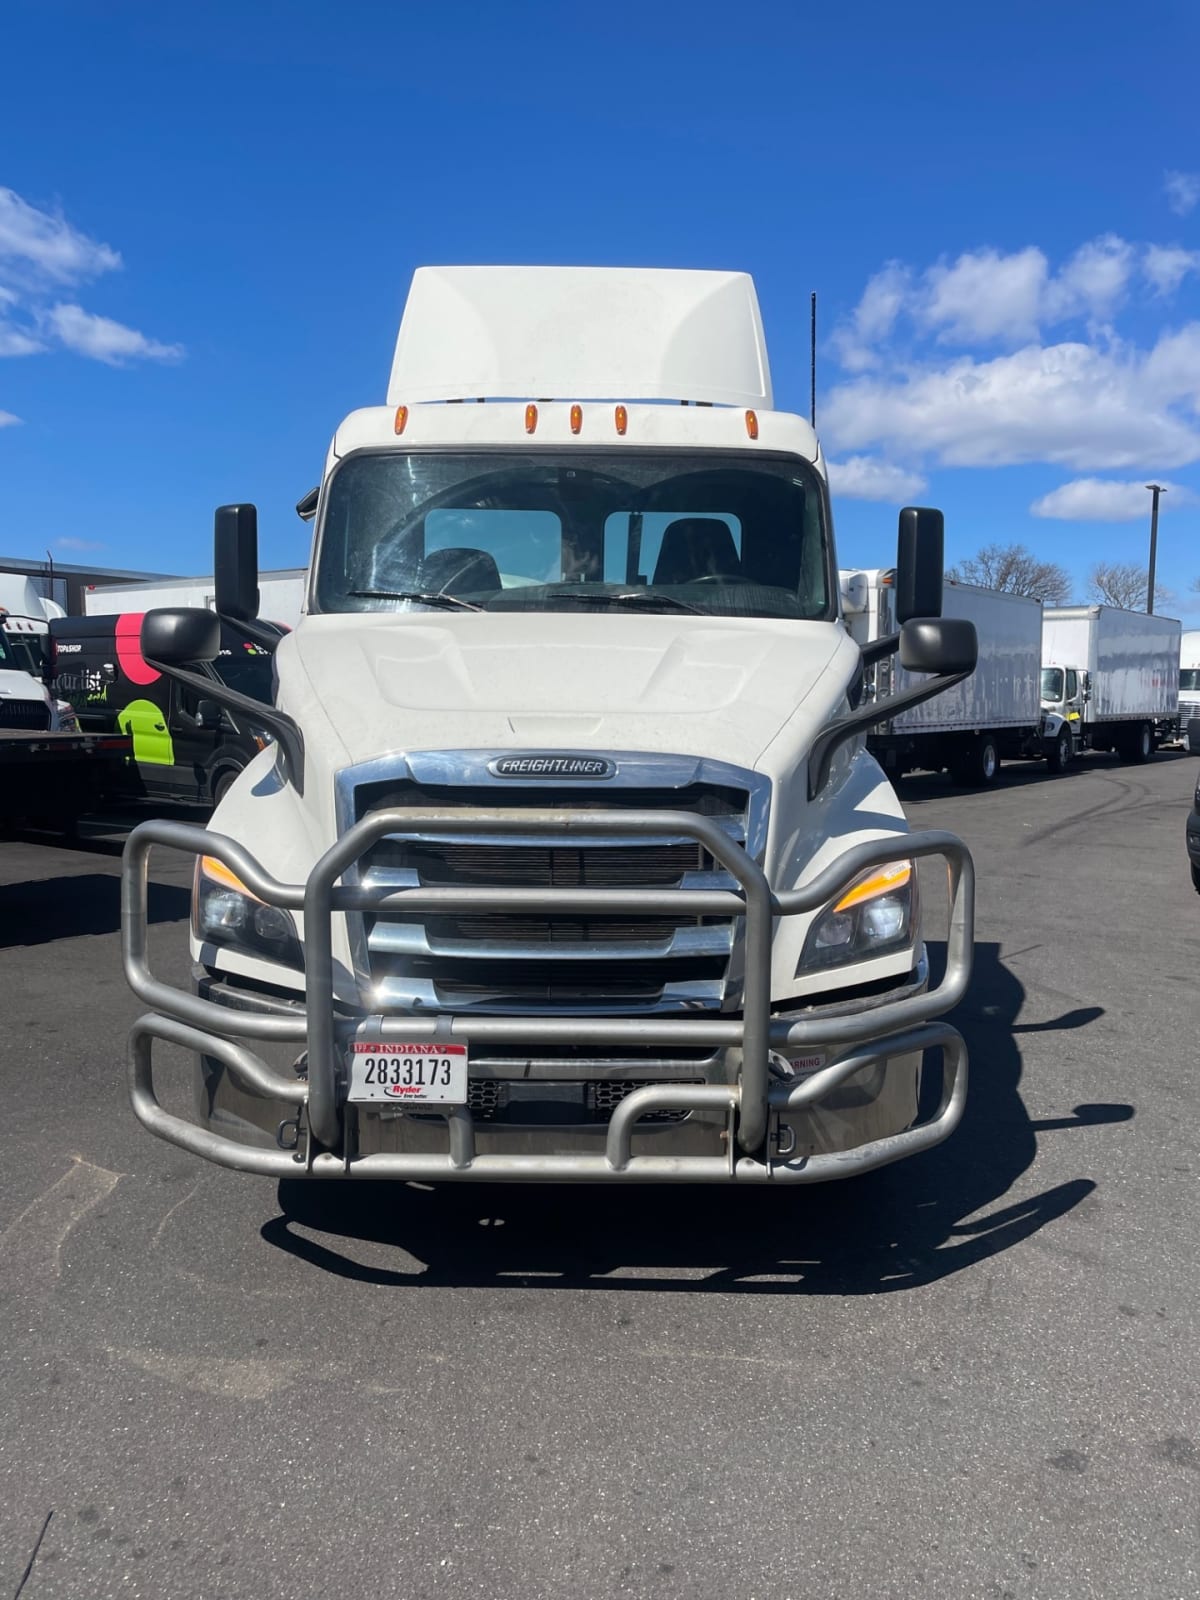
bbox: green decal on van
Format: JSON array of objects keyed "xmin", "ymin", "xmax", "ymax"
[{"xmin": 117, "ymin": 698, "xmax": 175, "ymax": 765}]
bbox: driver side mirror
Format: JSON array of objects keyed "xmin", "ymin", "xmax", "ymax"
[
  {"xmin": 899, "ymin": 617, "xmax": 978, "ymax": 676},
  {"xmin": 895, "ymin": 507, "xmax": 944, "ymax": 623},
  {"xmin": 195, "ymin": 697, "xmax": 225, "ymax": 731}
]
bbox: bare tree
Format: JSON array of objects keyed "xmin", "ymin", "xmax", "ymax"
[
  {"xmin": 947, "ymin": 543, "xmax": 1072, "ymax": 604},
  {"xmin": 1088, "ymin": 561, "xmax": 1171, "ymax": 610}
]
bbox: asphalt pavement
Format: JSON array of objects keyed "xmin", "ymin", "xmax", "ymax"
[{"xmin": 0, "ymin": 754, "xmax": 1197, "ymax": 1600}]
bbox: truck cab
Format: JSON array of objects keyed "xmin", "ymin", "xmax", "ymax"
[{"xmin": 122, "ymin": 266, "xmax": 977, "ymax": 1190}]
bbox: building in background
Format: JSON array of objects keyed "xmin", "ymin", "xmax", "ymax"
[{"xmin": 0, "ymin": 555, "xmax": 179, "ymax": 616}]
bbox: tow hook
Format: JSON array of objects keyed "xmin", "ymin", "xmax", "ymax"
[{"xmin": 276, "ymin": 1111, "xmax": 305, "ymax": 1153}]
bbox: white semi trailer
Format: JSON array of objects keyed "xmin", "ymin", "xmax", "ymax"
[
  {"xmin": 1041, "ymin": 605, "xmax": 1181, "ymax": 763},
  {"xmin": 86, "ymin": 569, "xmax": 305, "ymax": 630},
  {"xmin": 841, "ymin": 570, "xmax": 1070, "ymax": 783},
  {"xmin": 1179, "ymin": 629, "xmax": 1200, "ymax": 753},
  {"xmin": 120, "ymin": 265, "xmax": 981, "ymax": 1193}
]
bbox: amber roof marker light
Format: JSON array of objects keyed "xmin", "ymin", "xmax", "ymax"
[
  {"xmin": 745, "ymin": 409, "xmax": 759, "ymax": 440},
  {"xmin": 525, "ymin": 403, "xmax": 538, "ymax": 434},
  {"xmin": 614, "ymin": 405, "xmax": 628, "ymax": 435},
  {"xmin": 570, "ymin": 404, "xmax": 583, "ymax": 435},
  {"xmin": 393, "ymin": 405, "xmax": 409, "ymax": 435}
]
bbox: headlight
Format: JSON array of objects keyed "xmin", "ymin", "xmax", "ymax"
[
  {"xmin": 799, "ymin": 860, "xmax": 917, "ymax": 972},
  {"xmin": 192, "ymin": 855, "xmax": 303, "ymax": 970}
]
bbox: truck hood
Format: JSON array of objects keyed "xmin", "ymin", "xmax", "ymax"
[{"xmin": 281, "ymin": 612, "xmax": 852, "ymax": 775}]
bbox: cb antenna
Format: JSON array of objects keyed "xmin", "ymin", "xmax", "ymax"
[{"xmin": 810, "ymin": 291, "xmax": 817, "ymax": 429}]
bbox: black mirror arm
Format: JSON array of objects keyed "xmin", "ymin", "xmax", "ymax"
[
  {"xmin": 859, "ymin": 633, "xmax": 900, "ymax": 667},
  {"xmin": 145, "ymin": 658, "xmax": 305, "ymax": 794},
  {"xmin": 808, "ymin": 669, "xmax": 973, "ymax": 799}
]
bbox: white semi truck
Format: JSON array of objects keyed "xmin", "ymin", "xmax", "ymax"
[
  {"xmin": 122, "ymin": 265, "xmax": 979, "ymax": 1189},
  {"xmin": 1179, "ymin": 629, "xmax": 1200, "ymax": 753},
  {"xmin": 1041, "ymin": 605, "xmax": 1181, "ymax": 763},
  {"xmin": 841, "ymin": 570, "xmax": 1071, "ymax": 783}
]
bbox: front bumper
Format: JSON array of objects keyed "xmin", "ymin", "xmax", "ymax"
[{"xmin": 122, "ymin": 807, "xmax": 975, "ymax": 1184}]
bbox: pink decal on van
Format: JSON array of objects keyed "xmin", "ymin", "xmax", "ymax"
[{"xmin": 115, "ymin": 613, "xmax": 161, "ymax": 685}]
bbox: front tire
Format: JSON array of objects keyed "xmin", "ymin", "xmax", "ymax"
[{"xmin": 1045, "ymin": 730, "xmax": 1072, "ymax": 774}]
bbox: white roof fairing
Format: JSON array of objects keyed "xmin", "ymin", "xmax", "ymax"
[{"xmin": 387, "ymin": 266, "xmax": 774, "ymax": 409}]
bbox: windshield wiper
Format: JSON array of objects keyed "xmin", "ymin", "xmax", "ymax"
[
  {"xmin": 544, "ymin": 590, "xmax": 705, "ymax": 615},
  {"xmin": 348, "ymin": 589, "xmax": 484, "ymax": 612}
]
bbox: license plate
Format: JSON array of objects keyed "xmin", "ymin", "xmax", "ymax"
[{"xmin": 347, "ymin": 1042, "xmax": 468, "ymax": 1105}]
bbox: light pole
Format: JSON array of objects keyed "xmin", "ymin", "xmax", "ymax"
[{"xmin": 1145, "ymin": 483, "xmax": 1165, "ymax": 614}]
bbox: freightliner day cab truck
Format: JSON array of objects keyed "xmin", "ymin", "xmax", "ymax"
[
  {"xmin": 1040, "ymin": 605, "xmax": 1181, "ymax": 764},
  {"xmin": 841, "ymin": 570, "xmax": 1072, "ymax": 784},
  {"xmin": 122, "ymin": 266, "xmax": 980, "ymax": 1188}
]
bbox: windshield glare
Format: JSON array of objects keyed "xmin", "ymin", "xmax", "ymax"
[
  {"xmin": 314, "ymin": 450, "xmax": 831, "ymax": 621},
  {"xmin": 1041, "ymin": 667, "xmax": 1064, "ymax": 700}
]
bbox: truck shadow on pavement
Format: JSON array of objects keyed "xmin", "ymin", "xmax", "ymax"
[
  {"xmin": 266, "ymin": 942, "xmax": 1133, "ymax": 1295},
  {"xmin": 0, "ymin": 873, "xmax": 190, "ymax": 947}
]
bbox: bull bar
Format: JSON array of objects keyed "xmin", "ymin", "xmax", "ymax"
[{"xmin": 122, "ymin": 809, "xmax": 974, "ymax": 1183}]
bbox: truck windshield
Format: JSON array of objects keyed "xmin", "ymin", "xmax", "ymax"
[
  {"xmin": 1181, "ymin": 669, "xmax": 1200, "ymax": 692},
  {"xmin": 314, "ymin": 450, "xmax": 832, "ymax": 621},
  {"xmin": 1041, "ymin": 667, "xmax": 1064, "ymax": 700}
]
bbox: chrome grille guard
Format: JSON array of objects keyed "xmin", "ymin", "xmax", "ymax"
[{"xmin": 122, "ymin": 811, "xmax": 975, "ymax": 1183}]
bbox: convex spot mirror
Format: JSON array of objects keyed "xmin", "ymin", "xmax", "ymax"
[
  {"xmin": 898, "ymin": 617, "xmax": 978, "ymax": 676},
  {"xmin": 141, "ymin": 607, "xmax": 221, "ymax": 667},
  {"xmin": 895, "ymin": 507, "xmax": 944, "ymax": 624}
]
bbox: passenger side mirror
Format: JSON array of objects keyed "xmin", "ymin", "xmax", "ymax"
[
  {"xmin": 898, "ymin": 617, "xmax": 978, "ymax": 676},
  {"xmin": 214, "ymin": 504, "xmax": 260, "ymax": 624},
  {"xmin": 895, "ymin": 507, "xmax": 944, "ymax": 623},
  {"xmin": 141, "ymin": 607, "xmax": 221, "ymax": 667}
]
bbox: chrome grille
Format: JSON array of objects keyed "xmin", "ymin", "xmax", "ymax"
[{"xmin": 341, "ymin": 754, "xmax": 767, "ymax": 1016}]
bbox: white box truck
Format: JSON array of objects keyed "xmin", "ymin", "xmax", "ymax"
[
  {"xmin": 1179, "ymin": 629, "xmax": 1200, "ymax": 754},
  {"xmin": 1041, "ymin": 605, "xmax": 1181, "ymax": 763},
  {"xmin": 841, "ymin": 571, "xmax": 1072, "ymax": 783},
  {"xmin": 86, "ymin": 569, "xmax": 306, "ymax": 631},
  {"xmin": 120, "ymin": 265, "xmax": 980, "ymax": 1192}
]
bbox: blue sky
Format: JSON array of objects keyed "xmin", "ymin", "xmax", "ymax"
[{"xmin": 1, "ymin": 0, "xmax": 1199, "ymax": 609}]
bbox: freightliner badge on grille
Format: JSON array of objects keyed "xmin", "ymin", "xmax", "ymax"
[{"xmin": 487, "ymin": 755, "xmax": 618, "ymax": 779}]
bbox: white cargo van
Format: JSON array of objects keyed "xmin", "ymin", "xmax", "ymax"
[
  {"xmin": 121, "ymin": 266, "xmax": 979, "ymax": 1190},
  {"xmin": 1041, "ymin": 605, "xmax": 1181, "ymax": 762}
]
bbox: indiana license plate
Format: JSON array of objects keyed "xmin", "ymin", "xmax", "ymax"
[{"xmin": 347, "ymin": 1042, "xmax": 468, "ymax": 1105}]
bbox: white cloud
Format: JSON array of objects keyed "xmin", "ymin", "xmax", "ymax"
[
  {"xmin": 831, "ymin": 262, "xmax": 911, "ymax": 371},
  {"xmin": 825, "ymin": 455, "xmax": 927, "ymax": 502},
  {"xmin": 0, "ymin": 187, "xmax": 121, "ymax": 285},
  {"xmin": 1143, "ymin": 244, "xmax": 1200, "ymax": 296},
  {"xmin": 921, "ymin": 246, "xmax": 1049, "ymax": 344},
  {"xmin": 0, "ymin": 323, "xmax": 42, "ymax": 356},
  {"xmin": 836, "ymin": 235, "xmax": 1160, "ymax": 367},
  {"xmin": 1164, "ymin": 170, "xmax": 1200, "ymax": 217},
  {"xmin": 56, "ymin": 535, "xmax": 107, "ymax": 552},
  {"xmin": 0, "ymin": 187, "xmax": 180, "ymax": 375},
  {"xmin": 1031, "ymin": 478, "xmax": 1193, "ymax": 521},
  {"xmin": 0, "ymin": 410, "xmax": 20, "ymax": 428},
  {"xmin": 43, "ymin": 303, "xmax": 183, "ymax": 366},
  {"xmin": 824, "ymin": 328, "xmax": 1200, "ymax": 473}
]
